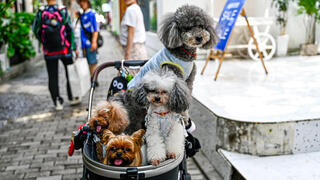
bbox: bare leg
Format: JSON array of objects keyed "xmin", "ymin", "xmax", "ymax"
[{"xmin": 89, "ymin": 64, "xmax": 98, "ymax": 77}]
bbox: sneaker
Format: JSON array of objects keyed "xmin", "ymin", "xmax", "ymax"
[
  {"xmin": 70, "ymin": 97, "xmax": 81, "ymax": 106},
  {"xmin": 55, "ymin": 97, "xmax": 64, "ymax": 111}
]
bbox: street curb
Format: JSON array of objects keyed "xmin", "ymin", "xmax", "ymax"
[
  {"xmin": 0, "ymin": 54, "xmax": 44, "ymax": 84},
  {"xmin": 193, "ymin": 151, "xmax": 223, "ymax": 180}
]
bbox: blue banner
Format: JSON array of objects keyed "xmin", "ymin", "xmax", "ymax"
[{"xmin": 215, "ymin": 0, "xmax": 246, "ymax": 51}]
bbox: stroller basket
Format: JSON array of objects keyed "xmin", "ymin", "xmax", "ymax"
[
  {"xmin": 81, "ymin": 60, "xmax": 190, "ymax": 180},
  {"xmin": 83, "ymin": 142, "xmax": 184, "ymax": 179}
]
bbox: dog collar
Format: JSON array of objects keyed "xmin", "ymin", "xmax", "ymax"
[
  {"xmin": 154, "ymin": 111, "xmax": 170, "ymax": 117},
  {"xmin": 180, "ymin": 47, "xmax": 197, "ymax": 57}
]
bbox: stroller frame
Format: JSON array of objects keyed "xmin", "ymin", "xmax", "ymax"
[{"xmin": 81, "ymin": 60, "xmax": 192, "ymax": 180}]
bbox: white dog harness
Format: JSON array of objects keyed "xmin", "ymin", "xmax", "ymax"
[{"xmin": 127, "ymin": 48, "xmax": 194, "ymax": 89}]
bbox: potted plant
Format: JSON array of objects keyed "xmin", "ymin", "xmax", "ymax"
[
  {"xmin": 297, "ymin": 0, "xmax": 320, "ymax": 56},
  {"xmin": 272, "ymin": 0, "xmax": 292, "ymax": 56}
]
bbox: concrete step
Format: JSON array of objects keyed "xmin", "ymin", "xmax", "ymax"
[
  {"xmin": 219, "ymin": 149, "xmax": 320, "ymax": 180},
  {"xmin": 193, "ymin": 56, "xmax": 320, "ymax": 156}
]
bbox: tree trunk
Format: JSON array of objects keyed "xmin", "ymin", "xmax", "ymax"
[{"xmin": 306, "ymin": 15, "xmax": 316, "ymax": 44}]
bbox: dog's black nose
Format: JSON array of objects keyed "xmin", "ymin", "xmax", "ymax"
[
  {"xmin": 155, "ymin": 97, "xmax": 160, "ymax": 102},
  {"xmin": 196, "ymin": 36, "xmax": 203, "ymax": 42},
  {"xmin": 116, "ymin": 152, "xmax": 122, "ymax": 157}
]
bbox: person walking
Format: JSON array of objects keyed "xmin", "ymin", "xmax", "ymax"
[
  {"xmin": 78, "ymin": 0, "xmax": 99, "ymax": 81},
  {"xmin": 120, "ymin": 0, "xmax": 148, "ymax": 60},
  {"xmin": 33, "ymin": 0, "xmax": 80, "ymax": 110}
]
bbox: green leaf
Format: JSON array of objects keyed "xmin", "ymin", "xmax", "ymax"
[{"xmin": 7, "ymin": 46, "xmax": 15, "ymax": 58}]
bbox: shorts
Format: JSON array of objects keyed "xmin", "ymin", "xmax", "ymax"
[
  {"xmin": 85, "ymin": 47, "xmax": 98, "ymax": 65},
  {"xmin": 122, "ymin": 43, "xmax": 148, "ymax": 60}
]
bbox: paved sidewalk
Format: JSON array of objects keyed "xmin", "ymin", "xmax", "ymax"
[{"xmin": 0, "ymin": 31, "xmax": 207, "ymax": 180}]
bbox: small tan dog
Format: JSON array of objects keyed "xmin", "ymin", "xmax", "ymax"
[
  {"xmin": 101, "ymin": 129, "xmax": 145, "ymax": 166},
  {"xmin": 88, "ymin": 101, "xmax": 129, "ymax": 135},
  {"xmin": 88, "ymin": 101, "xmax": 130, "ymax": 162}
]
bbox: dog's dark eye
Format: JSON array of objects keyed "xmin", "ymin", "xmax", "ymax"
[
  {"xmin": 125, "ymin": 148, "xmax": 131, "ymax": 152},
  {"xmin": 148, "ymin": 89, "xmax": 155, "ymax": 93},
  {"xmin": 110, "ymin": 147, "xmax": 116, "ymax": 151},
  {"xmin": 199, "ymin": 25, "xmax": 205, "ymax": 29}
]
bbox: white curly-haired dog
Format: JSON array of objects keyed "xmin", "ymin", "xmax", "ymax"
[{"xmin": 133, "ymin": 70, "xmax": 191, "ymax": 166}]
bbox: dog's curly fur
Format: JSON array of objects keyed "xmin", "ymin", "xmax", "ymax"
[
  {"xmin": 89, "ymin": 101, "xmax": 129, "ymax": 135},
  {"xmin": 135, "ymin": 70, "xmax": 190, "ymax": 165},
  {"xmin": 88, "ymin": 101, "xmax": 130, "ymax": 162},
  {"xmin": 158, "ymin": 4, "xmax": 218, "ymax": 91},
  {"xmin": 111, "ymin": 90, "xmax": 147, "ymax": 135}
]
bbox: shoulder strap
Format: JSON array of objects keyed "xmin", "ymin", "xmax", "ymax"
[
  {"xmin": 57, "ymin": 7, "xmax": 68, "ymax": 24},
  {"xmin": 78, "ymin": 15, "xmax": 91, "ymax": 35}
]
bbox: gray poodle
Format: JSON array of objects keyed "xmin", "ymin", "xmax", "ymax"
[
  {"xmin": 113, "ymin": 5, "xmax": 217, "ymax": 133},
  {"xmin": 127, "ymin": 4, "xmax": 218, "ymax": 91}
]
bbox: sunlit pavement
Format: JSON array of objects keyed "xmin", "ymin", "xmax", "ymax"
[{"xmin": 0, "ymin": 31, "xmax": 207, "ymax": 180}]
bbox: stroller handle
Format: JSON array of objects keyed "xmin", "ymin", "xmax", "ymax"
[
  {"xmin": 91, "ymin": 60, "xmax": 148, "ymax": 84},
  {"xmin": 87, "ymin": 60, "xmax": 148, "ymax": 121}
]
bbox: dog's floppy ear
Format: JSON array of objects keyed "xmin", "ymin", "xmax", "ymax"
[
  {"xmin": 131, "ymin": 129, "xmax": 145, "ymax": 147},
  {"xmin": 158, "ymin": 13, "xmax": 183, "ymax": 48},
  {"xmin": 102, "ymin": 129, "xmax": 115, "ymax": 144},
  {"xmin": 106, "ymin": 101, "xmax": 129, "ymax": 134},
  {"xmin": 132, "ymin": 82, "xmax": 149, "ymax": 106},
  {"xmin": 202, "ymin": 16, "xmax": 219, "ymax": 49},
  {"xmin": 168, "ymin": 80, "xmax": 191, "ymax": 113}
]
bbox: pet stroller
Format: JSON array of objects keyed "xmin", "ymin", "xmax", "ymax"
[{"xmin": 78, "ymin": 60, "xmax": 197, "ymax": 180}]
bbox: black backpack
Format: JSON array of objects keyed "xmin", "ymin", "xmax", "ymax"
[{"xmin": 40, "ymin": 7, "xmax": 70, "ymax": 55}]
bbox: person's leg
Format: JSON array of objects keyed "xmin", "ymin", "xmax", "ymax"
[
  {"xmin": 45, "ymin": 57, "xmax": 60, "ymax": 105},
  {"xmin": 61, "ymin": 57, "xmax": 73, "ymax": 101},
  {"xmin": 85, "ymin": 47, "xmax": 98, "ymax": 85},
  {"xmin": 85, "ymin": 47, "xmax": 98, "ymax": 76},
  {"xmin": 89, "ymin": 64, "xmax": 98, "ymax": 77}
]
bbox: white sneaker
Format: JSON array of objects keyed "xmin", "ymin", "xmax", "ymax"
[
  {"xmin": 55, "ymin": 98, "xmax": 64, "ymax": 111},
  {"xmin": 70, "ymin": 97, "xmax": 81, "ymax": 106}
]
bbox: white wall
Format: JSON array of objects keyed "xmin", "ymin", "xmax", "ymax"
[{"xmin": 111, "ymin": 0, "xmax": 121, "ymax": 36}]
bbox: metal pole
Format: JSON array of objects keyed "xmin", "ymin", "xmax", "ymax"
[
  {"xmin": 241, "ymin": 9, "xmax": 268, "ymax": 75},
  {"xmin": 87, "ymin": 87, "xmax": 95, "ymax": 121}
]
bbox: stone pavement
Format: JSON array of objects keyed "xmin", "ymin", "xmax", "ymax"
[{"xmin": 0, "ymin": 31, "xmax": 207, "ymax": 180}]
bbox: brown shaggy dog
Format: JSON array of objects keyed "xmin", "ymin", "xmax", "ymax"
[
  {"xmin": 101, "ymin": 129, "xmax": 145, "ymax": 166},
  {"xmin": 88, "ymin": 101, "xmax": 129, "ymax": 135},
  {"xmin": 88, "ymin": 101, "xmax": 130, "ymax": 162}
]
